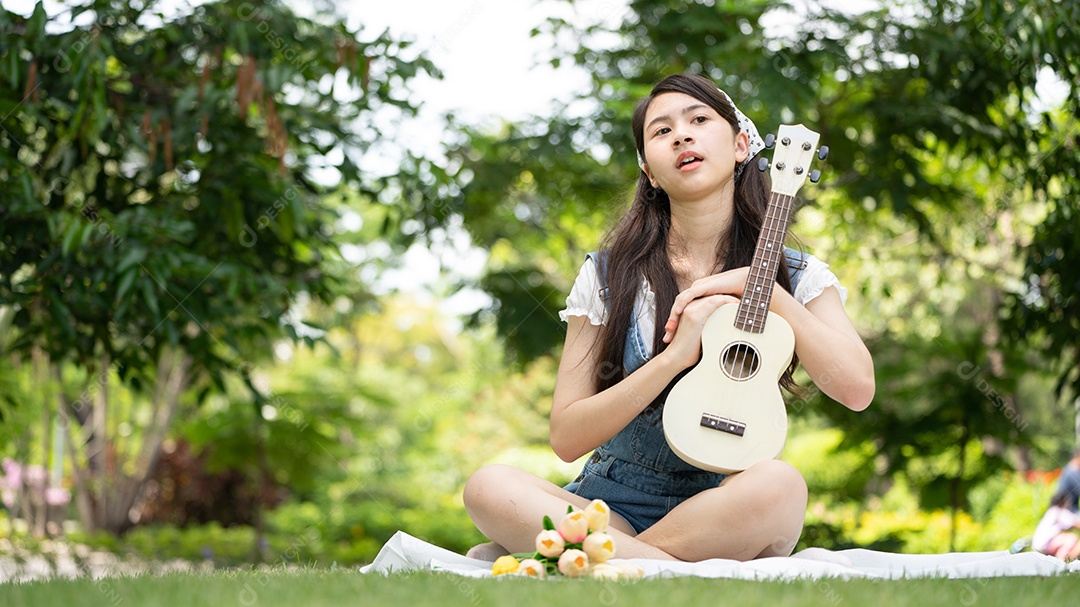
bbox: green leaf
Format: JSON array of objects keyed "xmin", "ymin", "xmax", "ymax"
[
  {"xmin": 140, "ymin": 273, "xmax": 160, "ymax": 318},
  {"xmin": 60, "ymin": 220, "xmax": 84, "ymax": 256},
  {"xmin": 542, "ymin": 515, "xmax": 555, "ymax": 531},
  {"xmin": 45, "ymin": 290, "xmax": 75, "ymax": 338},
  {"xmin": 28, "ymin": 2, "xmax": 48, "ymax": 38},
  {"xmin": 117, "ymin": 245, "xmax": 147, "ymax": 273},
  {"xmin": 116, "ymin": 267, "xmax": 137, "ymax": 303},
  {"xmin": 237, "ymin": 25, "xmax": 249, "ymax": 54},
  {"xmin": 7, "ymin": 47, "xmax": 17, "ymax": 89}
]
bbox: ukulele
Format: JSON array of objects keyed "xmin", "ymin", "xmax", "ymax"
[{"xmin": 662, "ymin": 124, "xmax": 826, "ymax": 474}]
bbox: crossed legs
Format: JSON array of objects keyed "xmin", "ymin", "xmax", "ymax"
[{"xmin": 462, "ymin": 458, "xmax": 807, "ymax": 562}]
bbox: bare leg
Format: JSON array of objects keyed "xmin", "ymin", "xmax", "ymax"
[
  {"xmin": 634, "ymin": 459, "xmax": 808, "ymax": 562},
  {"xmin": 464, "ymin": 459, "xmax": 806, "ymax": 563},
  {"xmin": 1050, "ymin": 532, "xmax": 1080, "ymax": 560},
  {"xmin": 465, "ymin": 542, "xmax": 510, "ymax": 561},
  {"xmin": 1067, "ymin": 535, "xmax": 1080, "ymax": 561},
  {"xmin": 462, "ymin": 464, "xmax": 679, "ymax": 560}
]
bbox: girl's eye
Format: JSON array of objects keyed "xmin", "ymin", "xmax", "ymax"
[
  {"xmin": 654, "ymin": 126, "xmax": 670, "ymax": 137},
  {"xmin": 693, "ymin": 115, "xmax": 707, "ymax": 124}
]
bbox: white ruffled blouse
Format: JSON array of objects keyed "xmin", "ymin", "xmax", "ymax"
[{"xmin": 558, "ymin": 254, "xmax": 847, "ymax": 357}]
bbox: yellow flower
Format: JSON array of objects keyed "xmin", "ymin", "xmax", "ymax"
[
  {"xmin": 491, "ymin": 555, "xmax": 520, "ymax": 576},
  {"xmin": 582, "ymin": 532, "xmax": 616, "ymax": 563},
  {"xmin": 535, "ymin": 529, "xmax": 566, "ymax": 558},
  {"xmin": 517, "ymin": 558, "xmax": 546, "ymax": 578},
  {"xmin": 557, "ymin": 549, "xmax": 590, "ymax": 577},
  {"xmin": 583, "ymin": 499, "xmax": 611, "ymax": 532},
  {"xmin": 557, "ymin": 510, "xmax": 589, "ymax": 544}
]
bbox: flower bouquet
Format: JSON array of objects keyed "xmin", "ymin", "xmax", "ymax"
[{"xmin": 491, "ymin": 499, "xmax": 644, "ymax": 580}]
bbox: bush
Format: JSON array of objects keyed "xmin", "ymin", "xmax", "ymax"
[
  {"xmin": 797, "ymin": 472, "xmax": 1056, "ymax": 554},
  {"xmin": 120, "ymin": 523, "xmax": 257, "ymax": 564}
]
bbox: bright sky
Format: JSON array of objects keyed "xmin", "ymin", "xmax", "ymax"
[
  {"xmin": 334, "ymin": 1, "xmax": 628, "ymax": 307},
  {"xmin": 348, "ymin": 0, "xmax": 619, "ymax": 132}
]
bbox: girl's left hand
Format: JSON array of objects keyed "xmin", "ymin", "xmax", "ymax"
[{"xmin": 662, "ymin": 267, "xmax": 750, "ymax": 343}]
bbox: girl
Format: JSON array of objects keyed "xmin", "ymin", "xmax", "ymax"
[
  {"xmin": 1033, "ymin": 491, "xmax": 1080, "ymax": 560},
  {"xmin": 463, "ymin": 73, "xmax": 874, "ymax": 562}
]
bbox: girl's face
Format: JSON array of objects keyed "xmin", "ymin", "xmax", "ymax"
[{"xmin": 640, "ymin": 92, "xmax": 749, "ymax": 202}]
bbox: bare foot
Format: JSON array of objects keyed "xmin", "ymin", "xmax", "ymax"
[{"xmin": 465, "ymin": 541, "xmax": 510, "ymax": 562}]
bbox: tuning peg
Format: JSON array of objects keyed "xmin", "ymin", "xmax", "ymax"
[
  {"xmin": 809, "ymin": 169, "xmax": 821, "ymax": 183},
  {"xmin": 764, "ymin": 133, "xmax": 776, "ymax": 149},
  {"xmin": 757, "ymin": 157, "xmax": 770, "ymax": 172},
  {"xmin": 817, "ymin": 146, "xmax": 829, "ymax": 161}
]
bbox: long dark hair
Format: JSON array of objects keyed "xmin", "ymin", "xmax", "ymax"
[{"xmin": 595, "ymin": 73, "xmax": 799, "ymax": 394}]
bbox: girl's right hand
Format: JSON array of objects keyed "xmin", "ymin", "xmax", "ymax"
[
  {"xmin": 663, "ymin": 267, "xmax": 749, "ymax": 344},
  {"xmin": 660, "ymin": 293, "xmax": 740, "ymax": 370}
]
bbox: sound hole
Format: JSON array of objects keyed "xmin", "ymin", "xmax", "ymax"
[{"xmin": 719, "ymin": 342, "xmax": 760, "ymax": 381}]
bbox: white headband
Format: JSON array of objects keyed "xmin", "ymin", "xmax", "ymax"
[{"xmin": 637, "ymin": 88, "xmax": 765, "ymax": 179}]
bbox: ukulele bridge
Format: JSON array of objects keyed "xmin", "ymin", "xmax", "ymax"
[{"xmin": 700, "ymin": 413, "xmax": 746, "ymax": 437}]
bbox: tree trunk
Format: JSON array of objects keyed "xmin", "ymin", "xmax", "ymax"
[
  {"xmin": 951, "ymin": 418, "xmax": 969, "ymax": 553},
  {"xmin": 92, "ymin": 355, "xmax": 109, "ymax": 531},
  {"xmin": 59, "ymin": 386, "xmax": 96, "ymax": 534},
  {"xmin": 252, "ymin": 411, "xmax": 270, "ymax": 563},
  {"xmin": 111, "ymin": 350, "xmax": 191, "ymax": 532},
  {"xmin": 980, "ymin": 284, "xmax": 1032, "ymax": 472},
  {"xmin": 34, "ymin": 347, "xmax": 50, "ymax": 537},
  {"xmin": 60, "ymin": 350, "xmax": 190, "ymax": 534},
  {"xmin": 1075, "ymin": 393, "xmax": 1080, "ymax": 451}
]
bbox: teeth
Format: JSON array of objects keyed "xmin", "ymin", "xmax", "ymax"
[{"xmin": 680, "ymin": 157, "xmax": 699, "ymax": 165}]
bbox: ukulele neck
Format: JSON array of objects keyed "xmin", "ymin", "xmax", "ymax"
[{"xmin": 734, "ymin": 191, "xmax": 795, "ymax": 334}]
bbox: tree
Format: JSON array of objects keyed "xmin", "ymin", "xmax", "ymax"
[
  {"xmin": 429, "ymin": 0, "xmax": 1078, "ymax": 546},
  {"xmin": 0, "ymin": 0, "xmax": 436, "ymax": 534}
]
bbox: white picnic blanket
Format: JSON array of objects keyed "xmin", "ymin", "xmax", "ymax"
[{"xmin": 359, "ymin": 531, "xmax": 1080, "ymax": 579}]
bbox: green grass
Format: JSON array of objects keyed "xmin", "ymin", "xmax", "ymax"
[{"xmin": 1, "ymin": 569, "xmax": 1078, "ymax": 607}]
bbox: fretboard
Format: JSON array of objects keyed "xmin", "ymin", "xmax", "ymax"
[{"xmin": 735, "ymin": 192, "xmax": 795, "ymax": 333}]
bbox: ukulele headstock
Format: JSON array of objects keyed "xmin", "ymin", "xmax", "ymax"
[{"xmin": 756, "ymin": 125, "xmax": 827, "ymax": 197}]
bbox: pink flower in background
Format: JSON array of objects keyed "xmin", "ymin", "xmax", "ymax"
[
  {"xmin": 24, "ymin": 465, "xmax": 47, "ymax": 489},
  {"xmin": 44, "ymin": 487, "xmax": 71, "ymax": 506},
  {"xmin": 557, "ymin": 510, "xmax": 588, "ymax": 543},
  {"xmin": 1, "ymin": 458, "xmax": 21, "ymax": 489}
]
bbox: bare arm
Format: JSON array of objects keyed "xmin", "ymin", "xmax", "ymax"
[
  {"xmin": 662, "ymin": 268, "xmax": 875, "ymax": 411},
  {"xmin": 551, "ymin": 294, "xmax": 738, "ymax": 462},
  {"xmin": 770, "ymin": 285, "xmax": 875, "ymax": 410}
]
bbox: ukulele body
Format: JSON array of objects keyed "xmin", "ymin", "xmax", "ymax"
[{"xmin": 662, "ymin": 302, "xmax": 794, "ymax": 474}]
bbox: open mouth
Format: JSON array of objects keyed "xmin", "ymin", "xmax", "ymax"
[{"xmin": 677, "ymin": 153, "xmax": 703, "ymax": 170}]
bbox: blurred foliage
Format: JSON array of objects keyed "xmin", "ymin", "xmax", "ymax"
[
  {"xmin": 437, "ymin": 0, "xmax": 1079, "ymax": 551},
  {"xmin": 445, "ymin": 0, "xmax": 1080, "ymax": 403},
  {"xmin": 797, "ymin": 469, "xmax": 1056, "ymax": 553},
  {"xmin": 2, "ymin": 0, "xmax": 1079, "ymax": 564},
  {"xmin": 0, "ymin": 0, "xmax": 437, "ymax": 389},
  {"xmin": 0, "ymin": 0, "xmax": 438, "ymax": 533}
]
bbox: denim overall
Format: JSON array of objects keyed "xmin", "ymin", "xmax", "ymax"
[{"xmin": 563, "ymin": 249, "xmax": 809, "ymax": 533}]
